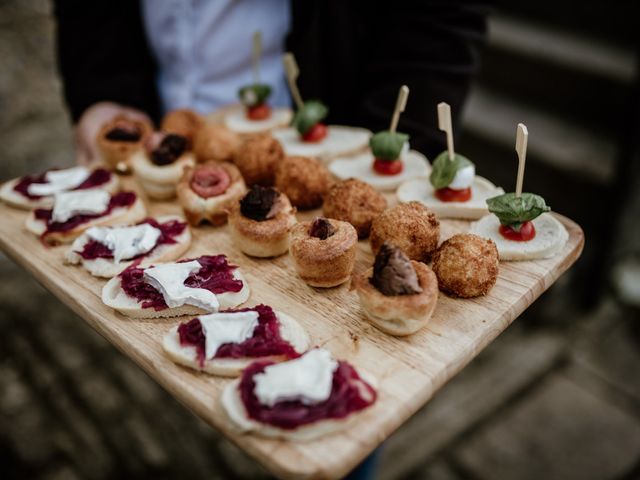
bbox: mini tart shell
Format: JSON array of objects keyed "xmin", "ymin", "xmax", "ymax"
[
  {"xmin": 227, "ymin": 193, "xmax": 296, "ymax": 257},
  {"xmin": 177, "ymin": 162, "xmax": 246, "ymax": 226},
  {"xmin": 323, "ymin": 178, "xmax": 387, "ymax": 239},
  {"xmin": 289, "ymin": 219, "xmax": 358, "ymax": 288},
  {"xmin": 353, "ymin": 261, "xmax": 439, "ymax": 336},
  {"xmin": 131, "ymin": 151, "xmax": 195, "ymax": 200},
  {"xmin": 96, "ymin": 116, "xmax": 153, "ymax": 172}
]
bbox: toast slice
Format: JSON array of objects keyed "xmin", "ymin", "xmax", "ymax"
[
  {"xmin": 65, "ymin": 215, "xmax": 191, "ymax": 278},
  {"xmin": 163, "ymin": 311, "xmax": 309, "ymax": 377},
  {"xmin": 25, "ymin": 195, "xmax": 147, "ymax": 245}
]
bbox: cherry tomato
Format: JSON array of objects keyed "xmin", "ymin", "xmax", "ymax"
[
  {"xmin": 302, "ymin": 123, "xmax": 328, "ymax": 143},
  {"xmin": 499, "ymin": 221, "xmax": 536, "ymax": 241},
  {"xmin": 434, "ymin": 186, "xmax": 472, "ymax": 202},
  {"xmin": 373, "ymin": 158, "xmax": 403, "ymax": 175},
  {"xmin": 247, "ymin": 104, "xmax": 272, "ymax": 121}
]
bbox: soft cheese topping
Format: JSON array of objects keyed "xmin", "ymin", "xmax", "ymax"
[
  {"xmin": 51, "ymin": 190, "xmax": 111, "ymax": 223},
  {"xmin": 143, "ymin": 261, "xmax": 219, "ymax": 311},
  {"xmin": 448, "ymin": 164, "xmax": 475, "ymax": 190},
  {"xmin": 198, "ymin": 311, "xmax": 260, "ymax": 359},
  {"xmin": 86, "ymin": 224, "xmax": 161, "ymax": 263},
  {"xmin": 27, "ymin": 166, "xmax": 91, "ymax": 197},
  {"xmin": 253, "ymin": 349, "xmax": 338, "ymax": 407}
]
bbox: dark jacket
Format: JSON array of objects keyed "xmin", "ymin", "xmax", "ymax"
[{"xmin": 53, "ymin": 0, "xmax": 489, "ymax": 158}]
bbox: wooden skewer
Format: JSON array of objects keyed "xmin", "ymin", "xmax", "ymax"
[
  {"xmin": 437, "ymin": 102, "xmax": 455, "ymax": 161},
  {"xmin": 389, "ymin": 85, "xmax": 409, "ymax": 133},
  {"xmin": 252, "ymin": 31, "xmax": 262, "ymax": 84},
  {"xmin": 283, "ymin": 52, "xmax": 304, "ymax": 109},
  {"xmin": 515, "ymin": 123, "xmax": 528, "ymax": 197}
]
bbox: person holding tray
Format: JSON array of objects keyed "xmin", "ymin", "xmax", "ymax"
[{"xmin": 52, "ymin": 0, "xmax": 489, "ymax": 165}]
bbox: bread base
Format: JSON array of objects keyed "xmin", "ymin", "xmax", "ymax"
[
  {"xmin": 25, "ymin": 197, "xmax": 147, "ymax": 244},
  {"xmin": 272, "ymin": 126, "xmax": 371, "ymax": 161},
  {"xmin": 162, "ymin": 311, "xmax": 310, "ymax": 377},
  {"xmin": 221, "ymin": 369, "xmax": 377, "ymax": 441},
  {"xmin": 101, "ymin": 268, "xmax": 250, "ymax": 318},
  {"xmin": 329, "ymin": 150, "xmax": 430, "ymax": 192},
  {"xmin": 396, "ymin": 176, "xmax": 504, "ymax": 219},
  {"xmin": 470, "ymin": 213, "xmax": 569, "ymax": 261},
  {"xmin": 0, "ymin": 174, "xmax": 119, "ymax": 210},
  {"xmin": 65, "ymin": 215, "xmax": 191, "ymax": 278}
]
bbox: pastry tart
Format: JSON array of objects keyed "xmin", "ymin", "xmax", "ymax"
[
  {"xmin": 65, "ymin": 216, "xmax": 191, "ymax": 278},
  {"xmin": 163, "ymin": 304, "xmax": 309, "ymax": 377},
  {"xmin": 102, "ymin": 255, "xmax": 250, "ymax": 318},
  {"xmin": 290, "ymin": 218, "xmax": 358, "ymax": 288},
  {"xmin": 1, "ymin": 166, "xmax": 118, "ymax": 210},
  {"xmin": 96, "ymin": 115, "xmax": 153, "ymax": 172},
  {"xmin": 227, "ymin": 185, "xmax": 296, "ymax": 258},
  {"xmin": 177, "ymin": 162, "xmax": 246, "ymax": 226},
  {"xmin": 222, "ymin": 348, "xmax": 377, "ymax": 441},
  {"xmin": 353, "ymin": 242, "xmax": 438, "ymax": 336},
  {"xmin": 131, "ymin": 132, "xmax": 195, "ymax": 200},
  {"xmin": 25, "ymin": 190, "xmax": 146, "ymax": 245}
]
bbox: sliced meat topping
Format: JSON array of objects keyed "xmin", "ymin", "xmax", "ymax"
[
  {"xmin": 190, "ymin": 165, "xmax": 231, "ymax": 198},
  {"xmin": 308, "ymin": 217, "xmax": 335, "ymax": 240},
  {"xmin": 239, "ymin": 185, "xmax": 280, "ymax": 221}
]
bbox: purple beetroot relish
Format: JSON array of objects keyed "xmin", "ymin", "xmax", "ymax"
[
  {"xmin": 34, "ymin": 191, "xmax": 137, "ymax": 235},
  {"xmin": 177, "ymin": 304, "xmax": 299, "ymax": 366},
  {"xmin": 118, "ymin": 255, "xmax": 243, "ymax": 311},
  {"xmin": 75, "ymin": 218, "xmax": 187, "ymax": 260},
  {"xmin": 238, "ymin": 359, "xmax": 377, "ymax": 430},
  {"xmin": 13, "ymin": 168, "xmax": 111, "ymax": 200}
]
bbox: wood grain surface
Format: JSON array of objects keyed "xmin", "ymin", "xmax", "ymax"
[{"xmin": 0, "ymin": 178, "xmax": 584, "ymax": 479}]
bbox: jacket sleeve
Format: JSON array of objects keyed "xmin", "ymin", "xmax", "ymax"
[
  {"xmin": 288, "ymin": 0, "xmax": 490, "ymax": 159},
  {"xmin": 52, "ymin": 0, "xmax": 161, "ymax": 123}
]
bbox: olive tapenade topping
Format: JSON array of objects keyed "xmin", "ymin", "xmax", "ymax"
[
  {"xmin": 240, "ymin": 185, "xmax": 280, "ymax": 221},
  {"xmin": 105, "ymin": 126, "xmax": 141, "ymax": 142},
  {"xmin": 308, "ymin": 217, "xmax": 335, "ymax": 240},
  {"xmin": 151, "ymin": 134, "xmax": 188, "ymax": 166},
  {"xmin": 370, "ymin": 242, "xmax": 422, "ymax": 296}
]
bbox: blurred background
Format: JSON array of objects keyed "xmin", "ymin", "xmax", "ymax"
[{"xmin": 1, "ymin": 1, "xmax": 639, "ymax": 479}]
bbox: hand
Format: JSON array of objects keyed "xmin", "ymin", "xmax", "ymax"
[{"xmin": 75, "ymin": 102, "xmax": 152, "ymax": 165}]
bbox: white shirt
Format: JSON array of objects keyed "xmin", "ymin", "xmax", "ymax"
[{"xmin": 141, "ymin": 0, "xmax": 291, "ymax": 114}]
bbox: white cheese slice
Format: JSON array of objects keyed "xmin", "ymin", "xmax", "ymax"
[
  {"xmin": 224, "ymin": 107, "xmax": 292, "ymax": 134},
  {"xmin": 253, "ymin": 349, "xmax": 338, "ymax": 407},
  {"xmin": 86, "ymin": 223, "xmax": 161, "ymax": 263},
  {"xmin": 51, "ymin": 190, "xmax": 111, "ymax": 223},
  {"xmin": 142, "ymin": 261, "xmax": 219, "ymax": 311},
  {"xmin": 449, "ymin": 164, "xmax": 475, "ymax": 189},
  {"xmin": 28, "ymin": 166, "xmax": 91, "ymax": 196},
  {"xmin": 198, "ymin": 310, "xmax": 260, "ymax": 359}
]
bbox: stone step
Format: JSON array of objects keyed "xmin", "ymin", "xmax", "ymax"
[
  {"xmin": 461, "ymin": 86, "xmax": 618, "ymax": 184},
  {"xmin": 478, "ymin": 14, "xmax": 636, "ymax": 131}
]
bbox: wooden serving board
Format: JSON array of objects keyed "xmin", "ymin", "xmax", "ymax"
[{"xmin": 0, "ymin": 179, "xmax": 584, "ymax": 480}]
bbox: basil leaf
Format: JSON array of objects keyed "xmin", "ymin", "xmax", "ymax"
[
  {"xmin": 369, "ymin": 131, "xmax": 409, "ymax": 160},
  {"xmin": 238, "ymin": 84, "xmax": 272, "ymax": 107},
  {"xmin": 486, "ymin": 192, "xmax": 550, "ymax": 227},
  {"xmin": 429, "ymin": 151, "xmax": 473, "ymax": 189},
  {"xmin": 291, "ymin": 101, "xmax": 329, "ymax": 135}
]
